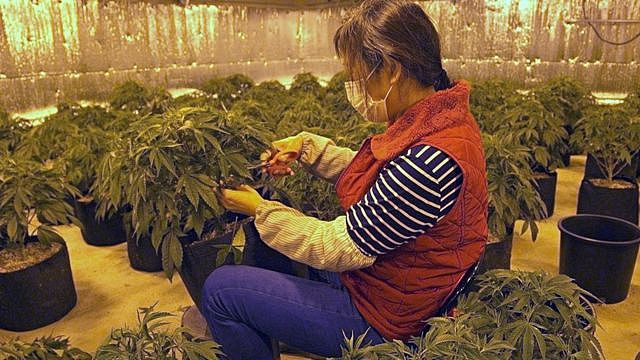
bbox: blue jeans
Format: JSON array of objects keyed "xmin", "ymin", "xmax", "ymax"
[{"xmin": 201, "ymin": 265, "xmax": 385, "ymax": 360}]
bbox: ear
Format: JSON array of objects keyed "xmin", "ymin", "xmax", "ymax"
[{"xmin": 387, "ymin": 60, "xmax": 403, "ymax": 86}]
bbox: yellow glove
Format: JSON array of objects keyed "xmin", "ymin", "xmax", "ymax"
[
  {"xmin": 260, "ymin": 134, "xmax": 304, "ymax": 177},
  {"xmin": 218, "ymin": 185, "xmax": 264, "ymax": 216}
]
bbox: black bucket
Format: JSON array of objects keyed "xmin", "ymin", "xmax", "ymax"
[
  {"xmin": 179, "ymin": 219, "xmax": 297, "ymax": 311},
  {"xmin": 74, "ymin": 200, "xmax": 127, "ymax": 246},
  {"xmin": 534, "ymin": 171, "xmax": 557, "ymax": 219},
  {"xmin": 584, "ymin": 154, "xmax": 638, "ymax": 180},
  {"xmin": 478, "ymin": 228, "xmax": 514, "ymax": 274},
  {"xmin": 178, "ymin": 227, "xmax": 237, "ymax": 311},
  {"xmin": 0, "ymin": 240, "xmax": 77, "ymax": 331},
  {"xmin": 577, "ymin": 178, "xmax": 639, "ymax": 224},
  {"xmin": 124, "ymin": 219, "xmax": 162, "ymax": 273},
  {"xmin": 558, "ymin": 215, "xmax": 640, "ymax": 304}
]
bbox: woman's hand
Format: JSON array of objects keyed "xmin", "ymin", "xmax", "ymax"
[
  {"xmin": 217, "ymin": 185, "xmax": 264, "ymax": 216},
  {"xmin": 261, "ymin": 134, "xmax": 304, "ymax": 177}
]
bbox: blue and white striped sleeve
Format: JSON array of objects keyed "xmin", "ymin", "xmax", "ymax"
[{"xmin": 346, "ymin": 144, "xmax": 464, "ymax": 256}]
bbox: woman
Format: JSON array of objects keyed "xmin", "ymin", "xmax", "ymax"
[{"xmin": 203, "ymin": 1, "xmax": 488, "ymax": 358}]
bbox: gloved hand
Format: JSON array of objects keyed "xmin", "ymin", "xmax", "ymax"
[
  {"xmin": 217, "ymin": 184, "xmax": 265, "ymax": 216},
  {"xmin": 261, "ymin": 134, "xmax": 304, "ymax": 177}
]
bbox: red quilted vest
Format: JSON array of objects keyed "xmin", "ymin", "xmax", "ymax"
[{"xmin": 336, "ymin": 81, "xmax": 488, "ymax": 341}]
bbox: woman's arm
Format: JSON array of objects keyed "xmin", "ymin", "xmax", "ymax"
[
  {"xmin": 297, "ymin": 132, "xmax": 357, "ymax": 184},
  {"xmin": 254, "ymin": 144, "xmax": 464, "ymax": 272}
]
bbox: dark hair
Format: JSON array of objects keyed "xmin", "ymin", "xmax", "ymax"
[{"xmin": 333, "ymin": 0, "xmax": 452, "ymax": 91}]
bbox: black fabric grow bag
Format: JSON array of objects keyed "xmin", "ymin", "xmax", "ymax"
[
  {"xmin": 0, "ymin": 240, "xmax": 77, "ymax": 331},
  {"xmin": 478, "ymin": 227, "xmax": 514, "ymax": 273},
  {"xmin": 584, "ymin": 154, "xmax": 638, "ymax": 180},
  {"xmin": 124, "ymin": 218, "xmax": 162, "ymax": 273},
  {"xmin": 558, "ymin": 215, "xmax": 640, "ymax": 304},
  {"xmin": 577, "ymin": 178, "xmax": 639, "ymax": 224},
  {"xmin": 534, "ymin": 171, "xmax": 557, "ymax": 219},
  {"xmin": 179, "ymin": 218, "xmax": 296, "ymax": 311},
  {"xmin": 74, "ymin": 200, "xmax": 126, "ymax": 246}
]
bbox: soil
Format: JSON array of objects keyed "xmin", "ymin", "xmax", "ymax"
[
  {"xmin": 589, "ymin": 178, "xmax": 636, "ymax": 190},
  {"xmin": 533, "ymin": 172, "xmax": 552, "ymax": 180},
  {"xmin": 0, "ymin": 242, "xmax": 62, "ymax": 273}
]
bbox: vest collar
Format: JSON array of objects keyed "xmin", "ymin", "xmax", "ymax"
[{"xmin": 370, "ymin": 80, "xmax": 471, "ymax": 161}]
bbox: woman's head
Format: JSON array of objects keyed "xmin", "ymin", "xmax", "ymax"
[{"xmin": 334, "ymin": 0, "xmax": 451, "ymax": 121}]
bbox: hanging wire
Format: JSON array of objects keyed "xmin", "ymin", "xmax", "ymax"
[{"xmin": 582, "ymin": 0, "xmax": 640, "ymax": 46}]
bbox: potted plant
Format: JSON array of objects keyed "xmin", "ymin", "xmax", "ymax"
[
  {"xmin": 94, "ymin": 304, "xmax": 223, "ymax": 360},
  {"xmin": 623, "ymin": 84, "xmax": 640, "ymax": 178},
  {"xmin": 17, "ymin": 103, "xmax": 131, "ymax": 245},
  {"xmin": 0, "ymin": 156, "xmax": 78, "ymax": 331},
  {"xmin": 94, "ymin": 107, "xmax": 292, "ymax": 308},
  {"xmin": 470, "ymin": 79, "xmax": 519, "ymax": 133},
  {"xmin": 200, "ymin": 77, "xmax": 237, "ymax": 110},
  {"xmin": 0, "ymin": 110, "xmax": 31, "ymax": 154},
  {"xmin": 288, "ymin": 72, "xmax": 325, "ymax": 101},
  {"xmin": 503, "ymin": 93, "xmax": 569, "ymax": 218},
  {"xmin": 109, "ymin": 81, "xmax": 173, "ymax": 115},
  {"xmin": 559, "ymin": 214, "xmax": 640, "ymax": 304},
  {"xmin": 481, "ymin": 133, "xmax": 546, "ymax": 272},
  {"xmin": 277, "ymin": 95, "xmax": 337, "ymax": 139},
  {"xmin": 572, "ymin": 105, "xmax": 640, "ymax": 224},
  {"xmin": 534, "ymin": 77, "xmax": 595, "ymax": 166}
]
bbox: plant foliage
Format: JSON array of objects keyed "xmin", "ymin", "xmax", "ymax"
[
  {"xmin": 94, "ymin": 304, "xmax": 223, "ymax": 360},
  {"xmin": 94, "ymin": 107, "xmax": 269, "ymax": 279},
  {"xmin": 571, "ymin": 104, "xmax": 640, "ymax": 182},
  {"xmin": 339, "ymin": 270, "xmax": 602, "ymax": 360},
  {"xmin": 501, "ymin": 94, "xmax": 568, "ymax": 172},
  {"xmin": 0, "ymin": 157, "xmax": 78, "ymax": 250},
  {"xmin": 109, "ymin": 81, "xmax": 173, "ymax": 115},
  {"xmin": 0, "ymin": 335, "xmax": 92, "ymax": 360},
  {"xmin": 482, "ymin": 133, "xmax": 546, "ymax": 240}
]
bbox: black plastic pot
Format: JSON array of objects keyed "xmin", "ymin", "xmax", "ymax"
[
  {"xmin": 179, "ymin": 220, "xmax": 296, "ymax": 311},
  {"xmin": 577, "ymin": 178, "xmax": 639, "ymax": 224},
  {"xmin": 534, "ymin": 171, "xmax": 557, "ymax": 219},
  {"xmin": 558, "ymin": 215, "xmax": 640, "ymax": 304},
  {"xmin": 0, "ymin": 240, "xmax": 77, "ymax": 331},
  {"xmin": 124, "ymin": 219, "xmax": 162, "ymax": 273},
  {"xmin": 561, "ymin": 153, "xmax": 571, "ymax": 168},
  {"xmin": 478, "ymin": 227, "xmax": 514, "ymax": 273},
  {"xmin": 74, "ymin": 200, "xmax": 127, "ymax": 246},
  {"xmin": 584, "ymin": 153, "xmax": 638, "ymax": 180}
]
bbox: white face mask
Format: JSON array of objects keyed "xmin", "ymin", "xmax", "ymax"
[{"xmin": 345, "ymin": 66, "xmax": 394, "ymax": 123}]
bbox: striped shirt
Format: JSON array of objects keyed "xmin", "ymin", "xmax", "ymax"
[{"xmin": 346, "ymin": 144, "xmax": 463, "ymax": 257}]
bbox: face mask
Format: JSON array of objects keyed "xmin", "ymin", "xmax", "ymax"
[{"xmin": 345, "ymin": 67, "xmax": 394, "ymax": 123}]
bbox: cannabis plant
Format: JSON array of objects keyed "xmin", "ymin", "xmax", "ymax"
[
  {"xmin": 0, "ymin": 111, "xmax": 31, "ymax": 154},
  {"xmin": 502, "ymin": 94, "xmax": 569, "ymax": 172},
  {"xmin": 109, "ymin": 81, "xmax": 173, "ymax": 115},
  {"xmin": 482, "ymin": 133, "xmax": 546, "ymax": 240},
  {"xmin": 200, "ymin": 77, "xmax": 237, "ymax": 110},
  {"xmin": 572, "ymin": 105, "xmax": 640, "ymax": 182},
  {"xmin": 0, "ymin": 335, "xmax": 91, "ymax": 360},
  {"xmin": 456, "ymin": 270, "xmax": 602, "ymax": 360},
  {"xmin": 225, "ymin": 74, "xmax": 254, "ymax": 94},
  {"xmin": 533, "ymin": 77, "xmax": 594, "ymax": 131},
  {"xmin": 470, "ymin": 79, "xmax": 518, "ymax": 133},
  {"xmin": 0, "ymin": 157, "xmax": 78, "ymax": 250},
  {"xmin": 278, "ymin": 96, "xmax": 336, "ymax": 139},
  {"xmin": 94, "ymin": 107, "xmax": 269, "ymax": 279},
  {"xmin": 341, "ymin": 270, "xmax": 602, "ymax": 360},
  {"xmin": 289, "ymin": 72, "xmax": 325, "ymax": 100},
  {"xmin": 94, "ymin": 304, "xmax": 222, "ymax": 360}
]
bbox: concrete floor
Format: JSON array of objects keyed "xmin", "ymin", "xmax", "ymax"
[{"xmin": 0, "ymin": 155, "xmax": 638, "ymax": 360}]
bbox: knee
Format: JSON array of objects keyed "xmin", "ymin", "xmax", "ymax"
[{"xmin": 201, "ymin": 265, "xmax": 244, "ymax": 316}]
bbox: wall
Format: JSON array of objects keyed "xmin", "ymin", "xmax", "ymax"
[{"xmin": 0, "ymin": 0, "xmax": 639, "ymax": 112}]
